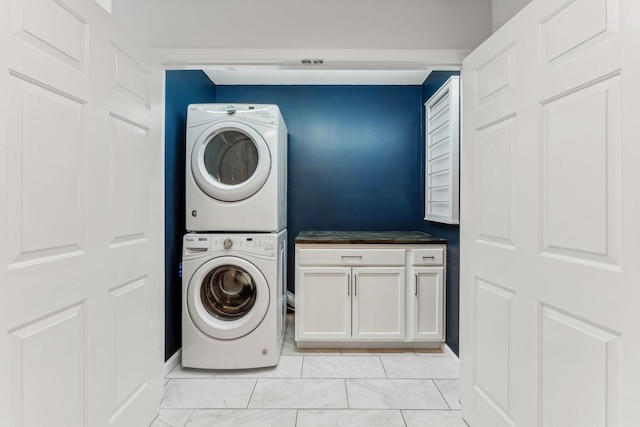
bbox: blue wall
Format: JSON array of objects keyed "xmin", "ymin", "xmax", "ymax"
[
  {"xmin": 216, "ymin": 85, "xmax": 424, "ymax": 294},
  {"xmin": 421, "ymin": 71, "xmax": 461, "ymax": 355},
  {"xmin": 165, "ymin": 70, "xmax": 217, "ymax": 360},
  {"xmin": 164, "ymin": 72, "xmax": 461, "ymax": 360}
]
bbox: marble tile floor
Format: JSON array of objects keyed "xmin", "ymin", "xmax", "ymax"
[{"xmin": 151, "ymin": 316, "xmax": 468, "ymax": 427}]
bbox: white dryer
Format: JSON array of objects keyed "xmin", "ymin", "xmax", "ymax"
[
  {"xmin": 181, "ymin": 231, "xmax": 287, "ymax": 369},
  {"xmin": 186, "ymin": 104, "xmax": 287, "ymax": 232}
]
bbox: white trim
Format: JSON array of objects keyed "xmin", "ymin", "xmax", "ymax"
[
  {"xmin": 444, "ymin": 343, "xmax": 459, "ymax": 363},
  {"xmin": 295, "ymin": 341, "xmax": 443, "ymax": 350},
  {"xmin": 153, "ymin": 48, "xmax": 469, "ymax": 70},
  {"xmin": 164, "ymin": 349, "xmax": 181, "ymax": 377}
]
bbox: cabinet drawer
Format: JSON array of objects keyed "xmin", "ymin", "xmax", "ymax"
[
  {"xmin": 298, "ymin": 248, "xmax": 405, "ymax": 266},
  {"xmin": 412, "ymin": 248, "xmax": 444, "ymax": 266}
]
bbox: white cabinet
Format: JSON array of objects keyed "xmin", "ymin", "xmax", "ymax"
[
  {"xmin": 296, "ymin": 267, "xmax": 351, "ymax": 341},
  {"xmin": 295, "ymin": 242, "xmax": 445, "ymax": 348},
  {"xmin": 296, "ymin": 266, "xmax": 405, "ymax": 341},
  {"xmin": 425, "ymin": 76, "xmax": 460, "ymax": 224},
  {"xmin": 410, "ymin": 267, "xmax": 445, "ymax": 341},
  {"xmin": 351, "ymin": 267, "xmax": 405, "ymax": 340},
  {"xmin": 295, "ymin": 247, "xmax": 406, "ymax": 343},
  {"xmin": 408, "ymin": 248, "xmax": 446, "ymax": 341}
]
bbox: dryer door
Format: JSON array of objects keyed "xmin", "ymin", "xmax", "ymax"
[
  {"xmin": 187, "ymin": 256, "xmax": 270, "ymax": 340},
  {"xmin": 191, "ymin": 122, "xmax": 271, "ymax": 202}
]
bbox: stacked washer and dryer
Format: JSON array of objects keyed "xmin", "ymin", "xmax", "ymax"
[{"xmin": 182, "ymin": 104, "xmax": 288, "ymax": 369}]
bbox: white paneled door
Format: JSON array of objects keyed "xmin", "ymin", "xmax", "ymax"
[
  {"xmin": 460, "ymin": 0, "xmax": 640, "ymax": 426},
  {"xmin": 1, "ymin": 0, "xmax": 164, "ymax": 426}
]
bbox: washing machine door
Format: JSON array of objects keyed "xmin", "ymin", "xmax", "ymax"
[
  {"xmin": 191, "ymin": 122, "xmax": 271, "ymax": 202},
  {"xmin": 187, "ymin": 256, "xmax": 270, "ymax": 340}
]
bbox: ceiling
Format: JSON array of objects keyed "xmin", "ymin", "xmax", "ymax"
[
  {"xmin": 203, "ymin": 67, "xmax": 433, "ymax": 86},
  {"xmin": 111, "ymin": 0, "xmax": 494, "ymax": 85},
  {"xmin": 112, "ymin": 0, "xmax": 492, "ymax": 50}
]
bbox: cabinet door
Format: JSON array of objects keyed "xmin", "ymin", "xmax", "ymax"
[
  {"xmin": 411, "ymin": 267, "xmax": 445, "ymax": 341},
  {"xmin": 296, "ymin": 267, "xmax": 351, "ymax": 341},
  {"xmin": 352, "ymin": 267, "xmax": 405, "ymax": 341}
]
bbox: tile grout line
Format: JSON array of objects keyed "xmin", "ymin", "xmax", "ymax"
[
  {"xmin": 399, "ymin": 409, "xmax": 409, "ymax": 427},
  {"xmin": 432, "ymin": 379, "xmax": 452, "ymax": 410},
  {"xmin": 378, "ymin": 355, "xmax": 389, "ymax": 379},
  {"xmin": 343, "ymin": 378, "xmax": 351, "ymax": 409},
  {"xmin": 245, "ymin": 379, "xmax": 259, "ymax": 409},
  {"xmin": 182, "ymin": 409, "xmax": 196, "ymax": 427}
]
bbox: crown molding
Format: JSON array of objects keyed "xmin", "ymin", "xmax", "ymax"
[{"xmin": 154, "ymin": 48, "xmax": 468, "ymax": 70}]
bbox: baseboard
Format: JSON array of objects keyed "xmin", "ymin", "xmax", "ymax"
[
  {"xmin": 164, "ymin": 349, "xmax": 181, "ymax": 377},
  {"xmin": 444, "ymin": 344, "xmax": 459, "ymax": 362}
]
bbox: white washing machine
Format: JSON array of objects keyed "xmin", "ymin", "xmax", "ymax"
[
  {"xmin": 181, "ymin": 230, "xmax": 287, "ymax": 369},
  {"xmin": 186, "ymin": 104, "xmax": 287, "ymax": 232}
]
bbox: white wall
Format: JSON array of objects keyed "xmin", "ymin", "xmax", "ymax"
[
  {"xmin": 491, "ymin": 0, "xmax": 532, "ymax": 31},
  {"xmin": 112, "ymin": 0, "xmax": 492, "ymax": 51}
]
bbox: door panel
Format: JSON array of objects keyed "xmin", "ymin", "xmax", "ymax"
[
  {"xmin": 6, "ymin": 71, "xmax": 86, "ymax": 268},
  {"xmin": 540, "ymin": 305, "xmax": 619, "ymax": 427},
  {"xmin": 101, "ymin": 18, "xmax": 164, "ymax": 427},
  {"xmin": 296, "ymin": 267, "xmax": 351, "ymax": 341},
  {"xmin": 13, "ymin": 0, "xmax": 89, "ymax": 72},
  {"xmin": 1, "ymin": 1, "xmax": 163, "ymax": 426},
  {"xmin": 352, "ymin": 267, "xmax": 405, "ymax": 340},
  {"xmin": 5, "ymin": 1, "xmax": 93, "ymax": 425},
  {"xmin": 472, "ymin": 279, "xmax": 514, "ymax": 424},
  {"xmin": 412, "ymin": 267, "xmax": 445, "ymax": 341},
  {"xmin": 460, "ymin": 17, "xmax": 522, "ymax": 426},
  {"xmin": 9, "ymin": 303, "xmax": 86, "ymax": 427},
  {"xmin": 475, "ymin": 116, "xmax": 517, "ymax": 248},
  {"xmin": 461, "ymin": 0, "xmax": 639, "ymax": 425},
  {"xmin": 541, "ymin": 74, "xmax": 621, "ymax": 265},
  {"xmin": 540, "ymin": 0, "xmax": 619, "ymax": 73},
  {"xmin": 109, "ymin": 115, "xmax": 150, "ymax": 244}
]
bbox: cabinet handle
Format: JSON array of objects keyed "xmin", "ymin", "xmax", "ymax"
[
  {"xmin": 423, "ymin": 256, "xmax": 436, "ymax": 260},
  {"xmin": 354, "ymin": 274, "xmax": 357, "ymax": 296},
  {"xmin": 341, "ymin": 255, "xmax": 363, "ymax": 260},
  {"xmin": 415, "ymin": 274, "xmax": 418, "ymax": 296},
  {"xmin": 347, "ymin": 275, "xmax": 350, "ymax": 296}
]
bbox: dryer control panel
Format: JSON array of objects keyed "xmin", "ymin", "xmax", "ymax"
[{"xmin": 190, "ymin": 103, "xmax": 278, "ymax": 121}]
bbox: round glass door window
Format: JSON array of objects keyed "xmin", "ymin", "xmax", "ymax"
[
  {"xmin": 204, "ymin": 131, "xmax": 258, "ymax": 186},
  {"xmin": 187, "ymin": 256, "xmax": 270, "ymax": 340},
  {"xmin": 200, "ymin": 265, "xmax": 256, "ymax": 320},
  {"xmin": 192, "ymin": 123, "xmax": 271, "ymax": 202}
]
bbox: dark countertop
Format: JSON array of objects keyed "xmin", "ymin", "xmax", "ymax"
[{"xmin": 295, "ymin": 231, "xmax": 447, "ymax": 244}]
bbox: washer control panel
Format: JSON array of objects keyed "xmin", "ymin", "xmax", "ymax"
[
  {"xmin": 183, "ymin": 235, "xmax": 211, "ymax": 255},
  {"xmin": 184, "ymin": 234, "xmax": 276, "ymax": 257}
]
